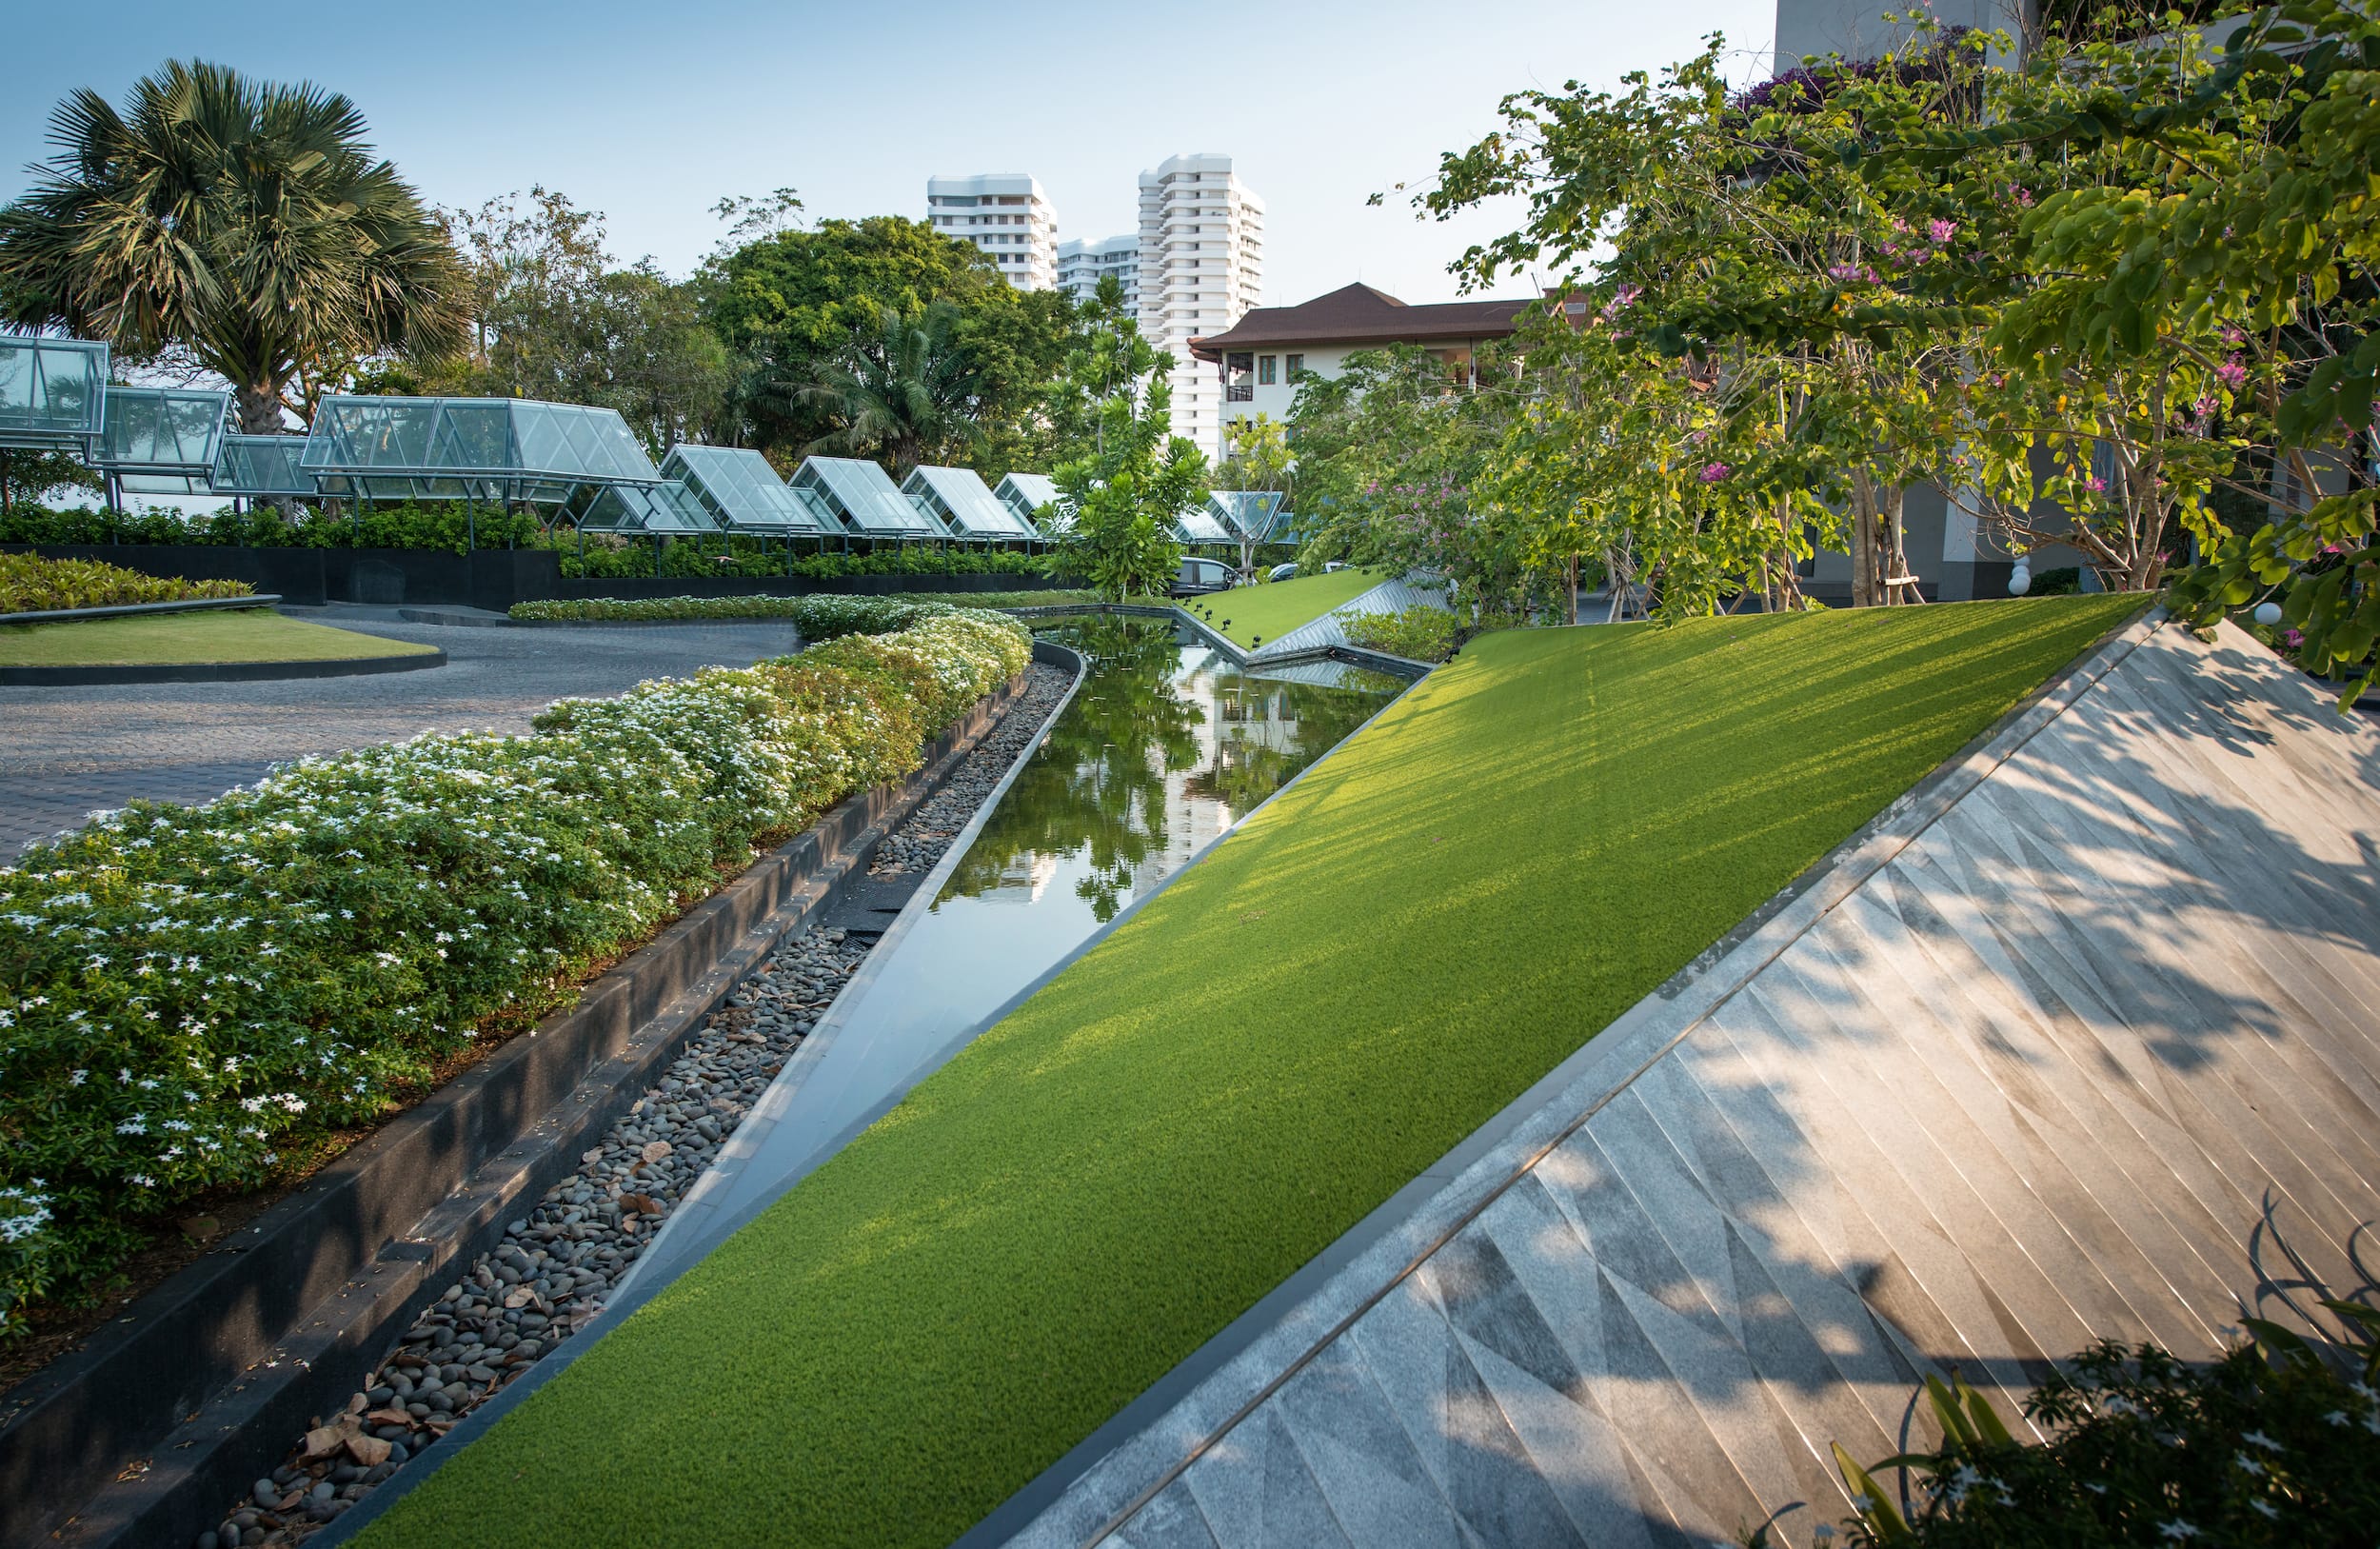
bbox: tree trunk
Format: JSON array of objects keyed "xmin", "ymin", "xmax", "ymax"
[
  {"xmin": 1849, "ymin": 471, "xmax": 1879, "ymax": 608},
  {"xmin": 1880, "ymin": 484, "xmax": 1915, "ymax": 605},
  {"xmin": 1566, "ymin": 553, "xmax": 1579, "ymax": 626},
  {"xmin": 235, "ymin": 382, "xmax": 285, "ymax": 436},
  {"xmin": 1, "ymin": 450, "xmax": 11, "ymax": 521}
]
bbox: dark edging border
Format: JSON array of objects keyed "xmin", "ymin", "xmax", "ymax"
[
  {"xmin": 0, "ymin": 671, "xmax": 1041, "ymax": 1549},
  {"xmin": 0, "ymin": 595, "xmax": 285, "ymax": 626},
  {"xmin": 0, "ymin": 648, "xmax": 446, "ymax": 686}
]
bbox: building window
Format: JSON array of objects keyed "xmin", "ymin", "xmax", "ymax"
[
  {"xmin": 1285, "ymin": 353, "xmax": 1304, "ymax": 377},
  {"xmin": 1258, "ymin": 355, "xmax": 1277, "ymax": 386},
  {"xmin": 1226, "ymin": 352, "xmax": 1254, "ymax": 402}
]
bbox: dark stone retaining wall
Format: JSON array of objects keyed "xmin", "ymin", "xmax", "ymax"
[
  {"xmin": 3, "ymin": 545, "xmax": 1081, "ymax": 612},
  {"xmin": 0, "ymin": 670, "xmax": 1056, "ymax": 1549}
]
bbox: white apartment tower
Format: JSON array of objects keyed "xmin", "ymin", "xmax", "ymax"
[
  {"xmin": 1137, "ymin": 153, "xmax": 1264, "ymax": 456},
  {"xmin": 1057, "ymin": 233, "xmax": 1140, "ymax": 310},
  {"xmin": 924, "ymin": 173, "xmax": 1059, "ymax": 290}
]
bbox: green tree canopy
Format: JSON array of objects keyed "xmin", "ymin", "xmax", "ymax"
[{"xmin": 0, "ymin": 59, "xmax": 467, "ymax": 433}]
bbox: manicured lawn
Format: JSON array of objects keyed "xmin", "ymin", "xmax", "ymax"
[
  {"xmin": 366, "ymin": 597, "xmax": 2143, "ymax": 1549},
  {"xmin": 1180, "ymin": 566, "xmax": 1389, "ymax": 647},
  {"xmin": 0, "ymin": 609, "xmax": 435, "ymax": 665}
]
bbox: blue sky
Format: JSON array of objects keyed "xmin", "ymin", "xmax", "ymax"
[{"xmin": 3, "ymin": 0, "xmax": 1774, "ymax": 307}]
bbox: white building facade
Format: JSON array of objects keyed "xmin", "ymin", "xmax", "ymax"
[
  {"xmin": 1136, "ymin": 153, "xmax": 1264, "ymax": 456},
  {"xmin": 924, "ymin": 173, "xmax": 1059, "ymax": 291},
  {"xmin": 1056, "ymin": 233, "xmax": 1140, "ymax": 310}
]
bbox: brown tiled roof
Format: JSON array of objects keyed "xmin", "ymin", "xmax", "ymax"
[{"xmin": 1188, "ymin": 284, "xmax": 1534, "ymax": 361}]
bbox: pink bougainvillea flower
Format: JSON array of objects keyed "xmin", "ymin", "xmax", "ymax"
[
  {"xmin": 2087, "ymin": 476, "xmax": 2109, "ymax": 493},
  {"xmin": 2216, "ymin": 359, "xmax": 2248, "ymax": 388},
  {"xmin": 1928, "ymin": 218, "xmax": 1956, "ymax": 244}
]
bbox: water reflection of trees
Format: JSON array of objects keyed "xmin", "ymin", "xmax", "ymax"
[{"xmin": 942, "ymin": 616, "xmax": 1394, "ymax": 920}]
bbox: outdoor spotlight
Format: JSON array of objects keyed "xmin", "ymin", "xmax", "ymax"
[
  {"xmin": 2008, "ymin": 563, "xmax": 2033, "ymax": 597},
  {"xmin": 1252, "ymin": 635, "xmax": 1262, "ymax": 645},
  {"xmin": 2253, "ymin": 601, "xmax": 2283, "ymax": 626},
  {"xmin": 1220, "ymin": 619, "xmax": 1231, "ymax": 628}
]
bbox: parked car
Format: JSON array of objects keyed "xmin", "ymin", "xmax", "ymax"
[
  {"xmin": 1267, "ymin": 562, "xmax": 1299, "ymax": 583},
  {"xmin": 1172, "ymin": 557, "xmax": 1237, "ymax": 598}
]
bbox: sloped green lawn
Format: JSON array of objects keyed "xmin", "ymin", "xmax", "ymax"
[
  {"xmin": 366, "ymin": 596, "xmax": 2143, "ymax": 1549},
  {"xmin": 1180, "ymin": 566, "xmax": 1390, "ymax": 647}
]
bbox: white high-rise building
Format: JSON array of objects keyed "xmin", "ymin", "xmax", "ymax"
[
  {"xmin": 1137, "ymin": 153, "xmax": 1264, "ymax": 457},
  {"xmin": 1056, "ymin": 233, "xmax": 1140, "ymax": 310},
  {"xmin": 924, "ymin": 173, "xmax": 1058, "ymax": 290}
]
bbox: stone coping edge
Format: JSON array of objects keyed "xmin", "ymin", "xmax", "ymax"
[
  {"xmin": 307, "ymin": 640, "xmax": 1093, "ymax": 1549},
  {"xmin": 0, "ymin": 648, "xmax": 446, "ymax": 686},
  {"xmin": 0, "ymin": 595, "xmax": 284, "ymax": 626},
  {"xmin": 974, "ymin": 603, "xmax": 2165, "ymax": 1549},
  {"xmin": 0, "ymin": 672, "xmax": 1039, "ymax": 1549}
]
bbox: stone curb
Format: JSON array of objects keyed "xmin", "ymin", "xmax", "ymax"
[
  {"xmin": 0, "ymin": 674, "xmax": 1037, "ymax": 1549},
  {"xmin": 0, "ymin": 595, "xmax": 285, "ymax": 626},
  {"xmin": 0, "ymin": 649, "xmax": 446, "ymax": 686}
]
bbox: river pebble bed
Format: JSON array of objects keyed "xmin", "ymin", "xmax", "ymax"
[{"xmin": 195, "ymin": 662, "xmax": 1072, "ymax": 1549}]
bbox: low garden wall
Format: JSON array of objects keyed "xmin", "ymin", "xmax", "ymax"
[{"xmin": 1, "ymin": 546, "xmax": 1086, "ymax": 612}]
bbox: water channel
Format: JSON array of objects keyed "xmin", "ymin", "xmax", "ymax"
[{"xmin": 641, "ymin": 614, "xmax": 1408, "ymax": 1282}]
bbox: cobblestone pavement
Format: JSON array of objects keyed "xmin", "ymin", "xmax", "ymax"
[
  {"xmin": 0, "ymin": 609, "xmax": 803, "ymax": 857},
  {"xmin": 195, "ymin": 663, "xmax": 1075, "ymax": 1549}
]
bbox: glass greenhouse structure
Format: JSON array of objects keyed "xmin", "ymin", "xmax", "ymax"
[
  {"xmin": 1174, "ymin": 504, "xmax": 1235, "ymax": 546},
  {"xmin": 93, "ymin": 386, "xmax": 232, "ymax": 496},
  {"xmin": 0, "ymin": 336, "xmax": 109, "ymax": 457},
  {"xmin": 302, "ymin": 396, "xmax": 662, "ymax": 505},
  {"xmin": 791, "ymin": 457, "xmax": 942, "ymax": 539},
  {"xmin": 995, "ymin": 471, "xmax": 1066, "ymax": 534},
  {"xmin": 1205, "ymin": 490, "xmax": 1287, "ymax": 545},
  {"xmin": 662, "ymin": 444, "xmax": 827, "ymax": 534},
  {"xmin": 210, "ymin": 434, "xmax": 317, "ymax": 497},
  {"xmin": 902, "ymin": 465, "xmax": 1039, "ymax": 542}
]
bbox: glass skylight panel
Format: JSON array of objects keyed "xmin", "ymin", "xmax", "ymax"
[
  {"xmin": 302, "ymin": 397, "xmax": 662, "ymax": 489},
  {"xmin": 795, "ymin": 457, "xmax": 941, "ymax": 536},
  {"xmin": 210, "ymin": 435, "xmax": 317, "ymax": 496},
  {"xmin": 0, "ymin": 336, "xmax": 108, "ymax": 452},
  {"xmin": 662, "ymin": 444, "xmax": 825, "ymax": 533},
  {"xmin": 1175, "ymin": 506, "xmax": 1233, "ymax": 544},
  {"xmin": 904, "ymin": 466, "xmax": 1037, "ymax": 539},
  {"xmin": 1207, "ymin": 490, "xmax": 1282, "ymax": 543},
  {"xmin": 93, "ymin": 387, "xmax": 229, "ymax": 474},
  {"xmin": 575, "ymin": 479, "xmax": 720, "ymax": 534},
  {"xmin": 995, "ymin": 471, "xmax": 1068, "ymax": 531}
]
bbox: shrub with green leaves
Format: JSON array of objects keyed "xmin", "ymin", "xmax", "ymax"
[
  {"xmin": 1335, "ymin": 603, "xmax": 1458, "ymax": 663},
  {"xmin": 1815, "ymin": 1314, "xmax": 2380, "ymax": 1548},
  {"xmin": 0, "ymin": 552, "xmax": 252, "ymax": 614},
  {"xmin": 0, "ymin": 609, "xmax": 1029, "ymax": 1334}
]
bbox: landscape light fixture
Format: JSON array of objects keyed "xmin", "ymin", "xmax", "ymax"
[{"xmin": 2253, "ymin": 601, "xmax": 2283, "ymax": 626}]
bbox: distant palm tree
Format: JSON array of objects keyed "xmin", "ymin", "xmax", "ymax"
[
  {"xmin": 0, "ymin": 59, "xmax": 466, "ymax": 433},
  {"xmin": 797, "ymin": 301, "xmax": 982, "ymax": 476}
]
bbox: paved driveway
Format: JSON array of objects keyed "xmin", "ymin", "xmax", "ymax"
[{"xmin": 0, "ymin": 608, "xmax": 803, "ymax": 857}]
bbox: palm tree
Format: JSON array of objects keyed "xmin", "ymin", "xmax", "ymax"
[
  {"xmin": 796, "ymin": 302, "xmax": 982, "ymax": 476},
  {"xmin": 0, "ymin": 60, "xmax": 466, "ymax": 433}
]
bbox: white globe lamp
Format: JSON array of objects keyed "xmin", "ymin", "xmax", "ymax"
[{"xmin": 2252, "ymin": 602, "xmax": 2283, "ymax": 627}]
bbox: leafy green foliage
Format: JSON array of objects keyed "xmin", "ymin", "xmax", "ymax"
[
  {"xmin": 363, "ymin": 597, "xmax": 2138, "ymax": 1549},
  {"xmin": 1819, "ymin": 1326, "xmax": 2380, "ymax": 1547},
  {"xmin": 1053, "ymin": 367, "xmax": 1199, "ymax": 601},
  {"xmin": 0, "ymin": 552, "xmax": 249, "ymax": 613},
  {"xmin": 1336, "ymin": 602, "xmax": 1458, "ymax": 662},
  {"xmin": 0, "ymin": 610, "xmax": 1029, "ymax": 1334}
]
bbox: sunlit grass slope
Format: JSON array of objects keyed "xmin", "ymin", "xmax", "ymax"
[
  {"xmin": 367, "ymin": 596, "xmax": 2142, "ymax": 1549},
  {"xmin": 0, "ymin": 609, "xmax": 436, "ymax": 665},
  {"xmin": 1181, "ymin": 565, "xmax": 1386, "ymax": 647}
]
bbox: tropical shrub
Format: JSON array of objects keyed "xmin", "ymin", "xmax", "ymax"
[
  {"xmin": 1336, "ymin": 604, "xmax": 1458, "ymax": 663},
  {"xmin": 510, "ymin": 590, "xmax": 1093, "ymax": 626},
  {"xmin": 0, "ymin": 609, "xmax": 1029, "ymax": 1333},
  {"xmin": 0, "ymin": 552, "xmax": 251, "ymax": 614},
  {"xmin": 1814, "ymin": 1319, "xmax": 2380, "ymax": 1547}
]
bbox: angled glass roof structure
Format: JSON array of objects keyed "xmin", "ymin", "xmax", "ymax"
[
  {"xmin": 1206, "ymin": 490, "xmax": 1286, "ymax": 544},
  {"xmin": 211, "ymin": 434, "xmax": 318, "ymax": 497},
  {"xmin": 94, "ymin": 386, "xmax": 231, "ymax": 494},
  {"xmin": 790, "ymin": 457, "xmax": 942, "ymax": 538},
  {"xmin": 902, "ymin": 465, "xmax": 1039, "ymax": 540},
  {"xmin": 995, "ymin": 471, "xmax": 1069, "ymax": 533},
  {"xmin": 302, "ymin": 396, "xmax": 662, "ymax": 504},
  {"xmin": 661, "ymin": 444, "xmax": 826, "ymax": 534},
  {"xmin": 1174, "ymin": 502, "xmax": 1234, "ymax": 545},
  {"xmin": 573, "ymin": 479, "xmax": 721, "ymax": 535},
  {"xmin": 0, "ymin": 336, "xmax": 109, "ymax": 455}
]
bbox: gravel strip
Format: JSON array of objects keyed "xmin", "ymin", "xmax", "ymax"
[{"xmin": 195, "ymin": 663, "xmax": 1072, "ymax": 1549}]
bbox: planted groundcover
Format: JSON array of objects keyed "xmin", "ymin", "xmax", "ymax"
[
  {"xmin": 0, "ymin": 606, "xmax": 1032, "ymax": 1340},
  {"xmin": 363, "ymin": 596, "xmax": 2142, "ymax": 1549}
]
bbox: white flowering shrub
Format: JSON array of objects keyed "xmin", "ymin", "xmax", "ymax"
[{"xmin": 0, "ymin": 610, "xmax": 1029, "ymax": 1332}]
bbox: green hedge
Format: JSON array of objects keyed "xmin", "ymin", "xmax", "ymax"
[
  {"xmin": 0, "ymin": 502, "xmax": 1055, "ymax": 580},
  {"xmin": 508, "ymin": 590, "xmax": 1097, "ymax": 625},
  {"xmin": 0, "ymin": 552, "xmax": 252, "ymax": 614},
  {"xmin": 0, "ymin": 608, "xmax": 1031, "ymax": 1334}
]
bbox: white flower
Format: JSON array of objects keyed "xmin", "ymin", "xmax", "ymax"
[
  {"xmin": 2159, "ymin": 1522, "xmax": 2199, "ymax": 1540},
  {"xmin": 68, "ymin": 1069, "xmax": 87, "ymax": 1085}
]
